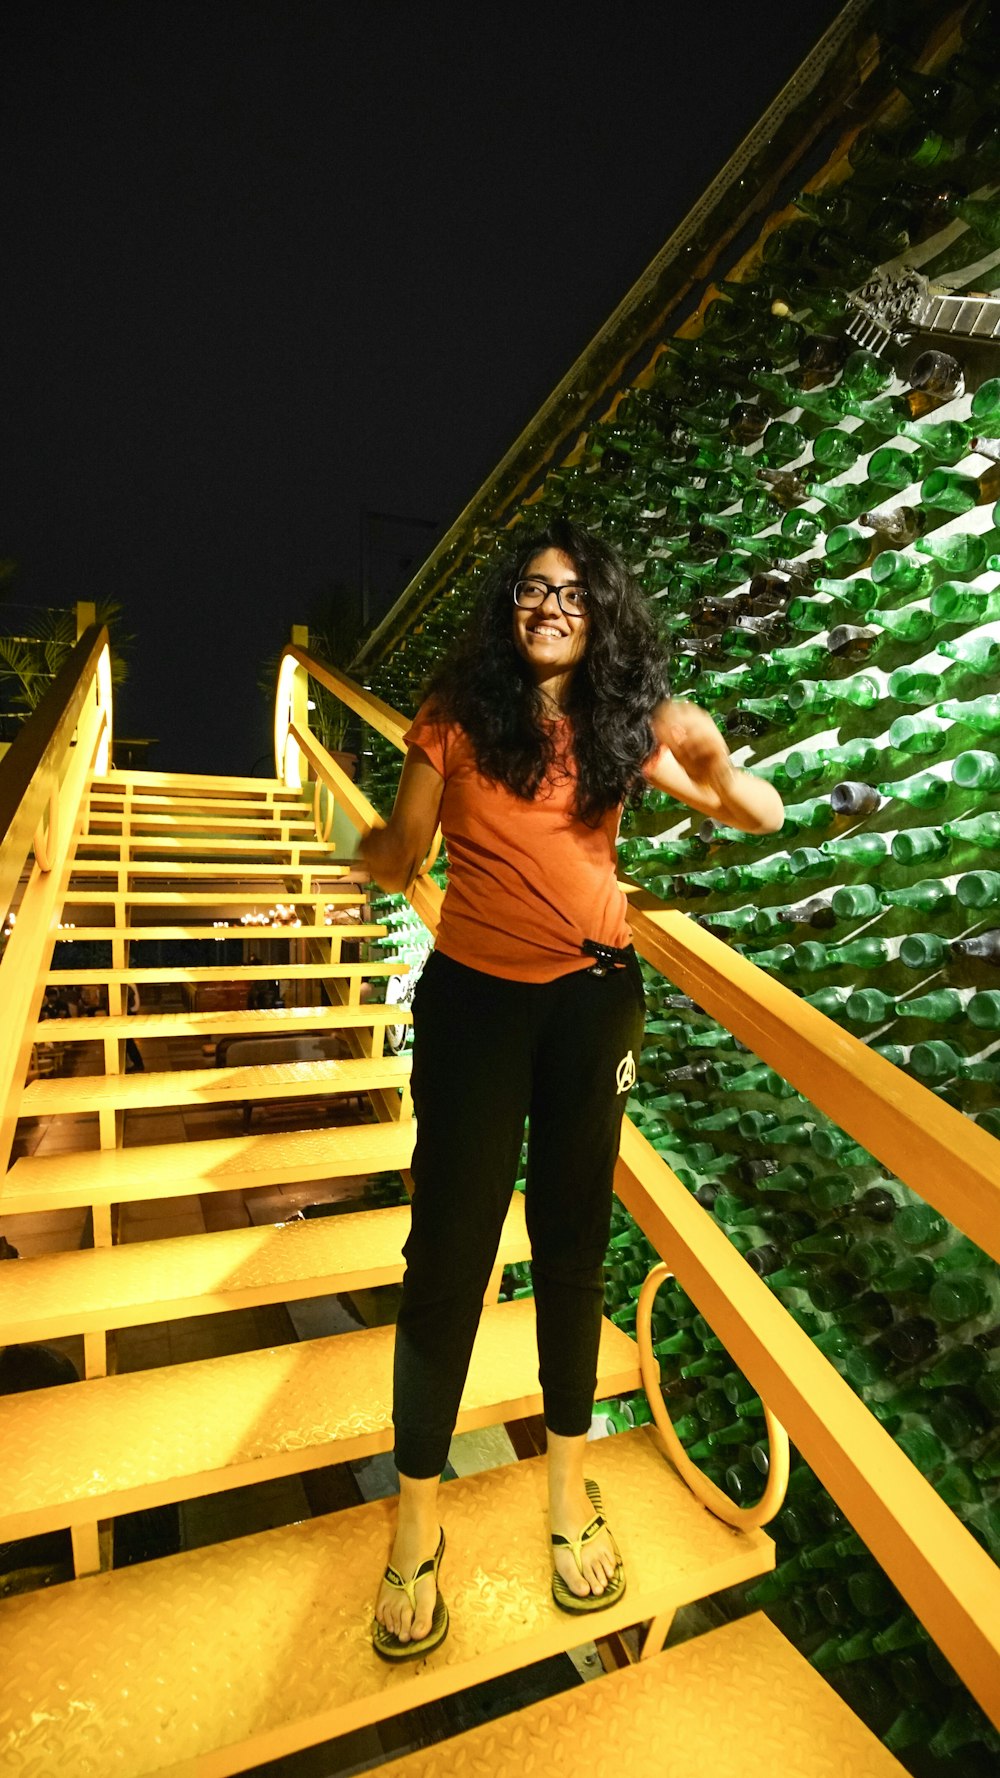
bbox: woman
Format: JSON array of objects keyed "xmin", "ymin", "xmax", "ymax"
[{"xmin": 362, "ymin": 519, "xmax": 783, "ymax": 1660}]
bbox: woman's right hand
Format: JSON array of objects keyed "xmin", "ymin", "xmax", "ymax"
[{"xmin": 359, "ymin": 747, "xmax": 444, "ymax": 892}]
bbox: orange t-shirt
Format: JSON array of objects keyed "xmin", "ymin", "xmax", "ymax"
[{"xmin": 404, "ymin": 702, "xmax": 637, "ymax": 983}]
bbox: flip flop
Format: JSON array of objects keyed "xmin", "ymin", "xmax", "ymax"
[
  {"xmin": 551, "ymin": 1478, "xmax": 626, "ymax": 1614},
  {"xmin": 372, "ymin": 1527, "xmax": 449, "ymax": 1662}
]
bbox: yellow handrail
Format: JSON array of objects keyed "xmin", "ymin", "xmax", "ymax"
[
  {"xmin": 0, "ymin": 625, "xmax": 113, "ymax": 1171},
  {"xmin": 276, "ymin": 643, "xmax": 1000, "ymax": 1728}
]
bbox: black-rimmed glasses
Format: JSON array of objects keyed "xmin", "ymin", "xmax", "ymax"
[{"xmin": 512, "ymin": 578, "xmax": 589, "ymax": 618}]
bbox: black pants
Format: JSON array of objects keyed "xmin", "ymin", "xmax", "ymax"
[{"xmin": 392, "ymin": 948, "xmax": 646, "ymax": 1479}]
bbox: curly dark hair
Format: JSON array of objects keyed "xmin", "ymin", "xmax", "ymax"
[{"xmin": 423, "ymin": 519, "xmax": 670, "ymax": 823}]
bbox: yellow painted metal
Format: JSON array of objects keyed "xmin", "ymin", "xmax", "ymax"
[
  {"xmin": 0, "ymin": 628, "xmax": 113, "ymax": 1173},
  {"xmin": 92, "ymin": 768, "xmax": 302, "ymax": 795},
  {"xmin": 21, "ymin": 1052, "xmax": 412, "ymax": 1116},
  {"xmin": 45, "ymin": 922, "xmax": 383, "ymax": 940},
  {"xmin": 63, "ymin": 890, "xmax": 365, "ymax": 907},
  {"xmin": 47, "ymin": 961, "xmax": 404, "ymax": 984},
  {"xmin": 0, "ymin": 1300, "xmax": 639, "ymax": 1542},
  {"xmin": 0, "ymin": 1427, "xmax": 772, "ymax": 1778},
  {"xmin": 290, "ymin": 717, "xmax": 388, "ymax": 838},
  {"xmin": 280, "ymin": 642, "xmax": 411, "ymax": 751},
  {"xmin": 0, "ymin": 625, "xmax": 111, "ymax": 924},
  {"xmin": 77, "ymin": 833, "xmax": 337, "ymax": 853},
  {"xmin": 375, "ymin": 1613, "xmax": 907, "ymax": 1778},
  {"xmin": 625, "ymin": 891, "xmax": 1000, "ymax": 1271},
  {"xmin": 67, "ymin": 861, "xmax": 353, "ymax": 877},
  {"xmin": 87, "ymin": 811, "xmax": 316, "ymax": 832},
  {"xmin": 30, "ymin": 1002, "xmax": 411, "ymax": 1043},
  {"xmin": 616, "ymin": 1119, "xmax": 1000, "ymax": 1730},
  {"xmin": 636, "ymin": 1261, "xmax": 789, "ymax": 1532},
  {"xmin": 1, "ymin": 1117, "xmax": 416, "ymax": 1215},
  {"xmin": 0, "ymin": 1196, "xmax": 530, "ymax": 1344}
]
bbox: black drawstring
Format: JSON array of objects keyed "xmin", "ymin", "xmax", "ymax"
[{"xmin": 582, "ymin": 939, "xmax": 633, "ymax": 977}]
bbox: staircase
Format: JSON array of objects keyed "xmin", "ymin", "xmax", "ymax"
[{"xmin": 0, "ymin": 746, "xmax": 959, "ymax": 1771}]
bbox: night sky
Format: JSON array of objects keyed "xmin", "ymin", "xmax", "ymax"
[{"xmin": 3, "ymin": 2, "xmax": 844, "ymax": 775}]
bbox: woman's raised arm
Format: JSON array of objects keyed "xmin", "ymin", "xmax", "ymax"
[
  {"xmin": 645, "ymin": 699, "xmax": 784, "ymax": 835},
  {"xmin": 359, "ymin": 746, "xmax": 445, "ymax": 893}
]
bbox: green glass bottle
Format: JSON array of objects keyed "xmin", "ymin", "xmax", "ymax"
[
  {"xmin": 969, "ymin": 990, "xmax": 1000, "ymax": 1030},
  {"xmin": 877, "ymin": 769, "xmax": 949, "ymax": 809},
  {"xmin": 915, "ymin": 530, "xmax": 989, "ymax": 576},
  {"xmin": 930, "ymin": 581, "xmax": 1000, "ymax": 623},
  {"xmin": 938, "ymin": 693, "xmax": 1000, "ymax": 736},
  {"xmin": 899, "ymin": 932, "xmax": 948, "ymax": 969},
  {"xmin": 941, "ymin": 628, "xmax": 1000, "ymax": 677},
  {"xmin": 896, "ymin": 989, "xmax": 967, "ymax": 1024},
  {"xmin": 831, "ymin": 883, "xmax": 883, "ymax": 918},
  {"xmin": 886, "ymin": 879, "xmax": 954, "ymax": 914},
  {"xmin": 810, "ymin": 481, "xmax": 875, "ymax": 526},
  {"xmin": 865, "ymin": 602, "xmax": 935, "ymax": 644},
  {"xmin": 869, "ymin": 549, "xmax": 936, "ymax": 596},
  {"xmin": 924, "ymin": 463, "xmax": 1000, "ymax": 514},
  {"xmin": 889, "ymin": 827, "xmax": 949, "ymax": 865},
  {"xmin": 810, "ymin": 427, "xmax": 863, "ymax": 476},
  {"xmin": 954, "ymin": 749, "xmax": 1000, "ymax": 790},
  {"xmin": 845, "ymin": 988, "xmax": 894, "ymax": 1024},
  {"xmin": 839, "ymin": 348, "xmax": 893, "ymax": 402},
  {"xmin": 887, "ymin": 709, "xmax": 953, "ymax": 755},
  {"xmin": 821, "ymin": 831, "xmax": 889, "ymax": 867},
  {"xmin": 943, "ymin": 810, "xmax": 1000, "ymax": 847},
  {"xmin": 866, "ymin": 444, "xmax": 926, "ymax": 490},
  {"xmin": 896, "ymin": 418, "xmax": 971, "ymax": 464},
  {"xmin": 970, "ymin": 378, "xmax": 1000, "ymax": 429},
  {"xmin": 788, "ymin": 671, "xmax": 885, "ymax": 713},
  {"xmin": 887, "ymin": 656, "xmax": 956, "ymax": 706},
  {"xmin": 758, "ymin": 421, "xmax": 807, "ymax": 467}
]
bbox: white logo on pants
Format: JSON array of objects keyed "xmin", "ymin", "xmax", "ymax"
[{"xmin": 616, "ymin": 1050, "xmax": 636, "ymax": 1095}]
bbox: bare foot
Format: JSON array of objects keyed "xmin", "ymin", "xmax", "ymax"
[
  {"xmin": 373, "ymin": 1513, "xmax": 442, "ymax": 1644},
  {"xmin": 550, "ymin": 1480, "xmax": 620, "ymax": 1598}
]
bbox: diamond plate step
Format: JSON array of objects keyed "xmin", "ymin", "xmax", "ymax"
[
  {"xmin": 31, "ymin": 1003, "xmax": 411, "ymax": 1044},
  {"xmin": 0, "ymin": 1427, "xmax": 773, "ymax": 1777},
  {"xmin": 0, "ymin": 1194, "xmax": 529, "ymax": 1343},
  {"xmin": 0, "ymin": 1299, "xmax": 640, "ymax": 1540},
  {"xmin": 375, "ymin": 1612, "xmax": 906, "ymax": 1778},
  {"xmin": 0, "ymin": 1118, "xmax": 416, "ymax": 1215},
  {"xmin": 21, "ymin": 1053, "xmax": 411, "ymax": 1116}
]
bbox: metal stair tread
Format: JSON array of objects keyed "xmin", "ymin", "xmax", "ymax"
[
  {"xmin": 0, "ymin": 1299, "xmax": 640, "ymax": 1537},
  {"xmin": 21, "ymin": 1053, "xmax": 412, "ymax": 1115},
  {"xmin": 0, "ymin": 1426, "xmax": 773, "ymax": 1778},
  {"xmin": 77, "ymin": 836, "xmax": 341, "ymax": 852},
  {"xmin": 374, "ymin": 1612, "xmax": 907, "ymax": 1778},
  {"xmin": 46, "ymin": 961, "xmax": 404, "ymax": 983},
  {"xmin": 0, "ymin": 1195, "xmax": 529, "ymax": 1342},
  {"xmin": 61, "ymin": 891, "xmax": 367, "ymax": 906},
  {"xmin": 47, "ymin": 922, "xmax": 385, "ymax": 940},
  {"xmin": 32, "ymin": 1003, "xmax": 412, "ymax": 1042},
  {"xmin": 1, "ymin": 1117, "xmax": 416, "ymax": 1213},
  {"xmin": 67, "ymin": 862, "xmax": 355, "ymax": 877}
]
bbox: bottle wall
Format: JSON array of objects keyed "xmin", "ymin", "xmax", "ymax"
[{"xmin": 359, "ymin": 5, "xmax": 1000, "ymax": 1768}]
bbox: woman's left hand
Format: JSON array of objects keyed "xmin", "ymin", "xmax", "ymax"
[
  {"xmin": 651, "ymin": 700, "xmax": 735, "ymax": 797},
  {"xmin": 646, "ymin": 699, "xmax": 784, "ymax": 834}
]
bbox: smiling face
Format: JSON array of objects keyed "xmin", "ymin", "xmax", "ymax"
[{"xmin": 511, "ymin": 546, "xmax": 591, "ymax": 705}]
